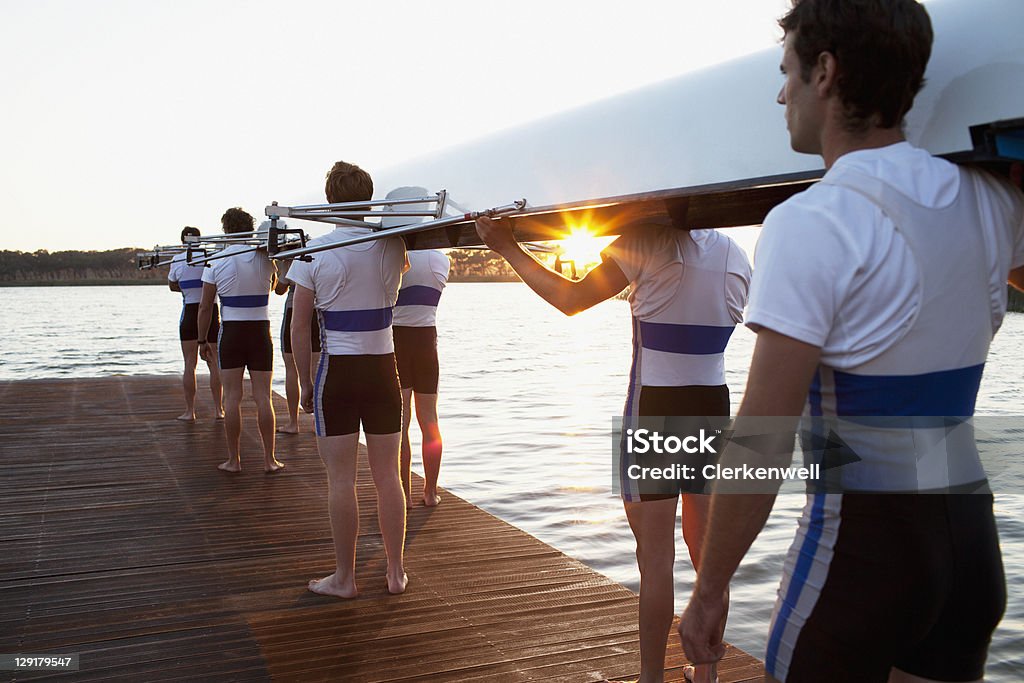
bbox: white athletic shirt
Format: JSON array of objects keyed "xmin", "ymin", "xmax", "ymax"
[
  {"xmin": 392, "ymin": 250, "xmax": 450, "ymax": 327},
  {"xmin": 167, "ymin": 252, "xmax": 206, "ymax": 305},
  {"xmin": 286, "ymin": 227, "xmax": 406, "ymax": 356},
  {"xmin": 748, "ymin": 142, "xmax": 1024, "ymax": 491},
  {"xmin": 603, "ymin": 227, "xmax": 751, "ymax": 405},
  {"xmin": 200, "ymin": 244, "xmax": 275, "ymax": 322}
]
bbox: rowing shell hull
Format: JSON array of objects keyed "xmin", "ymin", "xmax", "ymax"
[{"xmin": 337, "ymin": 0, "xmax": 1024, "ymax": 247}]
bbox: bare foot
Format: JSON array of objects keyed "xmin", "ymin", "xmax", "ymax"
[
  {"xmin": 176, "ymin": 411, "xmax": 196, "ymax": 422},
  {"xmin": 218, "ymin": 459, "xmax": 241, "ymax": 473},
  {"xmin": 215, "ymin": 410, "xmax": 225, "ymax": 421},
  {"xmin": 386, "ymin": 570, "xmax": 408, "ymax": 595},
  {"xmin": 422, "ymin": 493, "xmax": 441, "ymax": 507},
  {"xmin": 307, "ymin": 573, "xmax": 357, "ymax": 599},
  {"xmin": 276, "ymin": 424, "xmax": 299, "ymax": 435},
  {"xmin": 682, "ymin": 664, "xmax": 719, "ymax": 683},
  {"xmin": 265, "ymin": 459, "xmax": 285, "ymax": 473}
]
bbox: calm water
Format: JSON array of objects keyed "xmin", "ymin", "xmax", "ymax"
[{"xmin": 4, "ymin": 283, "xmax": 1023, "ymax": 681}]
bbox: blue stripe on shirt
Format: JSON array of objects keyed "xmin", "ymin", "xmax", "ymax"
[
  {"xmin": 638, "ymin": 322, "xmax": 734, "ymax": 355},
  {"xmin": 179, "ymin": 279, "xmax": 204, "ymax": 289},
  {"xmin": 220, "ymin": 294, "xmax": 269, "ymax": 308},
  {"xmin": 321, "ymin": 307, "xmax": 393, "ymax": 332},
  {"xmin": 833, "ymin": 363, "xmax": 984, "ymax": 417},
  {"xmin": 396, "ymin": 285, "xmax": 442, "ymax": 307}
]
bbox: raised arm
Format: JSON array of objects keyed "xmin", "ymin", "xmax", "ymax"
[
  {"xmin": 274, "ymin": 261, "xmax": 291, "ymax": 295},
  {"xmin": 475, "ymin": 216, "xmax": 628, "ymax": 315}
]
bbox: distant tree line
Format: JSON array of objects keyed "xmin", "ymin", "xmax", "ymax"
[
  {"xmin": 4, "ymin": 248, "xmax": 1021, "ymax": 310},
  {"xmin": 0, "ymin": 248, "xmax": 522, "ymax": 285},
  {"xmin": 0, "ymin": 249, "xmax": 164, "ymax": 284}
]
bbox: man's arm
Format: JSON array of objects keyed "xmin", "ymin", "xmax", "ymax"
[
  {"xmin": 274, "ymin": 261, "xmax": 291, "ymax": 295},
  {"xmin": 291, "ymin": 285, "xmax": 315, "ymax": 414},
  {"xmin": 196, "ymin": 283, "xmax": 217, "ymax": 360},
  {"xmin": 475, "ymin": 216, "xmax": 628, "ymax": 314},
  {"xmin": 168, "ymin": 261, "xmax": 181, "ymax": 292},
  {"xmin": 678, "ymin": 328, "xmax": 821, "ymax": 664}
]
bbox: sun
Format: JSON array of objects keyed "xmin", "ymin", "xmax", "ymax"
[{"xmin": 556, "ymin": 227, "xmax": 615, "ymax": 269}]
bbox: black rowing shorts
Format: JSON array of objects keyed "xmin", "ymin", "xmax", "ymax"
[
  {"xmin": 314, "ymin": 354, "xmax": 402, "ymax": 437},
  {"xmin": 624, "ymin": 384, "xmax": 729, "ymax": 501},
  {"xmin": 768, "ymin": 493, "xmax": 1005, "ymax": 682},
  {"xmin": 179, "ymin": 303, "xmax": 220, "ymax": 343},
  {"xmin": 280, "ymin": 306, "xmax": 322, "ymax": 354},
  {"xmin": 218, "ymin": 320, "xmax": 273, "ymax": 372},
  {"xmin": 393, "ymin": 325, "xmax": 439, "ymax": 393}
]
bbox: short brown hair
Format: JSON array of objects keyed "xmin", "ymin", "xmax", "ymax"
[
  {"xmin": 180, "ymin": 226, "xmax": 201, "ymax": 243},
  {"xmin": 780, "ymin": 0, "xmax": 932, "ymax": 132},
  {"xmin": 221, "ymin": 207, "xmax": 254, "ymax": 234},
  {"xmin": 325, "ymin": 161, "xmax": 373, "ymax": 204}
]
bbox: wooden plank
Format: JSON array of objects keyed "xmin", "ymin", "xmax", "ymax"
[{"xmin": 0, "ymin": 376, "xmax": 764, "ymax": 682}]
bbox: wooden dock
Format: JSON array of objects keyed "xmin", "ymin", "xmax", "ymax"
[{"xmin": 0, "ymin": 376, "xmax": 764, "ymax": 682}]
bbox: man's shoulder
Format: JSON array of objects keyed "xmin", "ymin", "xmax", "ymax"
[
  {"xmin": 427, "ymin": 249, "xmax": 450, "ymax": 266},
  {"xmin": 308, "ymin": 230, "xmax": 346, "ymax": 247}
]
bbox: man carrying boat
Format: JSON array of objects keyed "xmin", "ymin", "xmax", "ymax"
[
  {"xmin": 678, "ymin": 1, "xmax": 1024, "ymax": 681},
  {"xmin": 168, "ymin": 225, "xmax": 223, "ymax": 422},
  {"xmin": 288, "ymin": 161, "xmax": 410, "ymax": 597},
  {"xmin": 197, "ymin": 207, "xmax": 283, "ymax": 474},
  {"xmin": 475, "ymin": 217, "xmax": 750, "ymax": 683},
  {"xmin": 386, "ymin": 187, "xmax": 451, "ymax": 509}
]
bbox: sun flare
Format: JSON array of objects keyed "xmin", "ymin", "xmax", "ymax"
[{"xmin": 556, "ymin": 227, "xmax": 616, "ymax": 269}]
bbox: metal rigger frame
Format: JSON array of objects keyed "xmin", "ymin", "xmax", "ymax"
[
  {"xmin": 182, "ymin": 222, "xmax": 310, "ymax": 267},
  {"xmin": 136, "ymin": 244, "xmax": 207, "ymax": 270},
  {"xmin": 265, "ymin": 190, "xmax": 528, "ymax": 261}
]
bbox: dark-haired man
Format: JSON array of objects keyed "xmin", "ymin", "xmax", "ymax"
[
  {"xmin": 198, "ymin": 207, "xmax": 282, "ymax": 474},
  {"xmin": 168, "ymin": 226, "xmax": 223, "ymax": 422},
  {"xmin": 678, "ymin": 1, "xmax": 1024, "ymax": 682}
]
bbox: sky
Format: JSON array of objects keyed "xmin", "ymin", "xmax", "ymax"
[{"xmin": 0, "ymin": 0, "xmax": 791, "ymax": 253}]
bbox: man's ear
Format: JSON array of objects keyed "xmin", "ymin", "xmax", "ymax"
[{"xmin": 815, "ymin": 51, "xmax": 839, "ymax": 97}]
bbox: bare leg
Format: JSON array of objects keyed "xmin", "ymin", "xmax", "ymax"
[
  {"xmin": 624, "ymin": 497, "xmax": 679, "ymax": 683},
  {"xmin": 279, "ymin": 351, "xmax": 300, "ymax": 433},
  {"xmin": 414, "ymin": 392, "xmax": 442, "ymax": 506},
  {"xmin": 308, "ymin": 432, "xmax": 360, "ymax": 598},
  {"xmin": 399, "ymin": 388, "xmax": 414, "ymax": 507},
  {"xmin": 178, "ymin": 341, "xmax": 198, "ymax": 421},
  {"xmin": 205, "ymin": 342, "xmax": 224, "ymax": 419},
  {"xmin": 307, "ymin": 351, "xmax": 320, "ymax": 413},
  {"xmin": 218, "ymin": 367, "xmax": 244, "ymax": 472},
  {"xmin": 365, "ymin": 431, "xmax": 407, "ymax": 594},
  {"xmin": 680, "ymin": 494, "xmax": 726, "ymax": 683},
  {"xmin": 249, "ymin": 370, "xmax": 282, "ymax": 472}
]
